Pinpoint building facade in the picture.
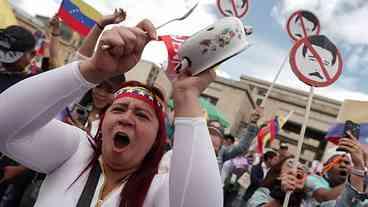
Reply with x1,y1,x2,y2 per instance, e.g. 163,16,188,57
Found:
240,75,341,162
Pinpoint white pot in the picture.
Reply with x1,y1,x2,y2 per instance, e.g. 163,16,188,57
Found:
177,17,251,75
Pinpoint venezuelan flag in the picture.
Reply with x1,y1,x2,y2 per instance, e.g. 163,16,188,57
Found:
57,0,102,36
326,100,368,145
256,112,292,154
257,117,280,154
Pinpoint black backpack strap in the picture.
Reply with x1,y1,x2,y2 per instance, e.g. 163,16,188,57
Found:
76,161,102,207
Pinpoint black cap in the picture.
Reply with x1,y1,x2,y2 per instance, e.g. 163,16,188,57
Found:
0,26,36,63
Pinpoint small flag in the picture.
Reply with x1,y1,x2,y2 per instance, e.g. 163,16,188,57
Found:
257,117,279,154
159,35,189,81
326,100,368,145
0,0,17,28
57,0,102,36
256,112,291,154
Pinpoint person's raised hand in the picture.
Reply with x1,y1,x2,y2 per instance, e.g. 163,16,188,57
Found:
339,132,365,168
172,70,216,117
172,70,216,101
49,15,61,33
80,19,157,84
98,8,126,28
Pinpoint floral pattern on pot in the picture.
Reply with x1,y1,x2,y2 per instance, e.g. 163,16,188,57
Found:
199,27,242,55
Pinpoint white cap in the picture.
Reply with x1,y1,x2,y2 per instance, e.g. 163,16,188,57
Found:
322,146,349,164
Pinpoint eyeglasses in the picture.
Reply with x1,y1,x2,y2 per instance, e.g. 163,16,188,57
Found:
286,159,308,172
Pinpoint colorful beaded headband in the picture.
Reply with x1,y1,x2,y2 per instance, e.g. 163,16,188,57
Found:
114,86,164,111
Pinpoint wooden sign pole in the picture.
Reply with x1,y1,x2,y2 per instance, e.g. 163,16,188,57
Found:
283,86,314,207
261,55,288,108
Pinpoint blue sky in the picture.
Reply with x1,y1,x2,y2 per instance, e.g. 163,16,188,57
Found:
10,0,368,101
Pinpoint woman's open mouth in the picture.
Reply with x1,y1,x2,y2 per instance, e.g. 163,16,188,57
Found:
113,132,130,150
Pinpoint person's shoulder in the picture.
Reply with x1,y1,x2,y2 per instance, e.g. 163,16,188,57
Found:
256,187,271,194
307,174,328,184
307,174,322,181
306,174,330,191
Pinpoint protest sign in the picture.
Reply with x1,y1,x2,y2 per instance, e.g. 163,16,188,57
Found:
287,10,320,41
217,0,249,18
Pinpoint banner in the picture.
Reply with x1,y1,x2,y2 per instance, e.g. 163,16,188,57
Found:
159,35,189,81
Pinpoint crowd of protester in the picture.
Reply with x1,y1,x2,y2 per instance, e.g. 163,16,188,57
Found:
0,9,368,207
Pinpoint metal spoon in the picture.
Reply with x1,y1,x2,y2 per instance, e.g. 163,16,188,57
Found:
155,1,199,30
101,2,199,50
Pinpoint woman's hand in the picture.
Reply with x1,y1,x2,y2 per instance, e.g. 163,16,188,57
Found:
98,8,126,28
172,70,216,99
79,19,157,84
172,70,216,117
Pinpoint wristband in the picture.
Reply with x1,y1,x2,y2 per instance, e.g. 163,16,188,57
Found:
351,167,367,177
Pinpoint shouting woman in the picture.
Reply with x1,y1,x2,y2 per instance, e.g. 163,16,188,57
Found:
0,19,222,207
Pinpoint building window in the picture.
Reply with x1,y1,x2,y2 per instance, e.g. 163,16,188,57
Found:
257,88,267,97
201,94,218,105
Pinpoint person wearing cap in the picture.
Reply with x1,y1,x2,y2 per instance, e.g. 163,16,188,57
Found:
305,133,368,206
0,18,222,207
0,25,39,207
208,125,225,155
0,25,36,93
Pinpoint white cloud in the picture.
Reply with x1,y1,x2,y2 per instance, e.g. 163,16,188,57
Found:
216,69,232,79
271,0,368,45
10,0,60,17
345,46,366,72
317,86,368,101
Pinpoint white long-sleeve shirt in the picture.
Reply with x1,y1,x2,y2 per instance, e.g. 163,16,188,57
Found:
0,62,223,207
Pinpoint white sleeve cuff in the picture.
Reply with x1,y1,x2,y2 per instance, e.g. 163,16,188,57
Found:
174,117,207,125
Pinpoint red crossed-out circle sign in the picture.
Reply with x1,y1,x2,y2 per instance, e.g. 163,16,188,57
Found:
217,0,249,18
287,10,320,42
289,35,343,87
